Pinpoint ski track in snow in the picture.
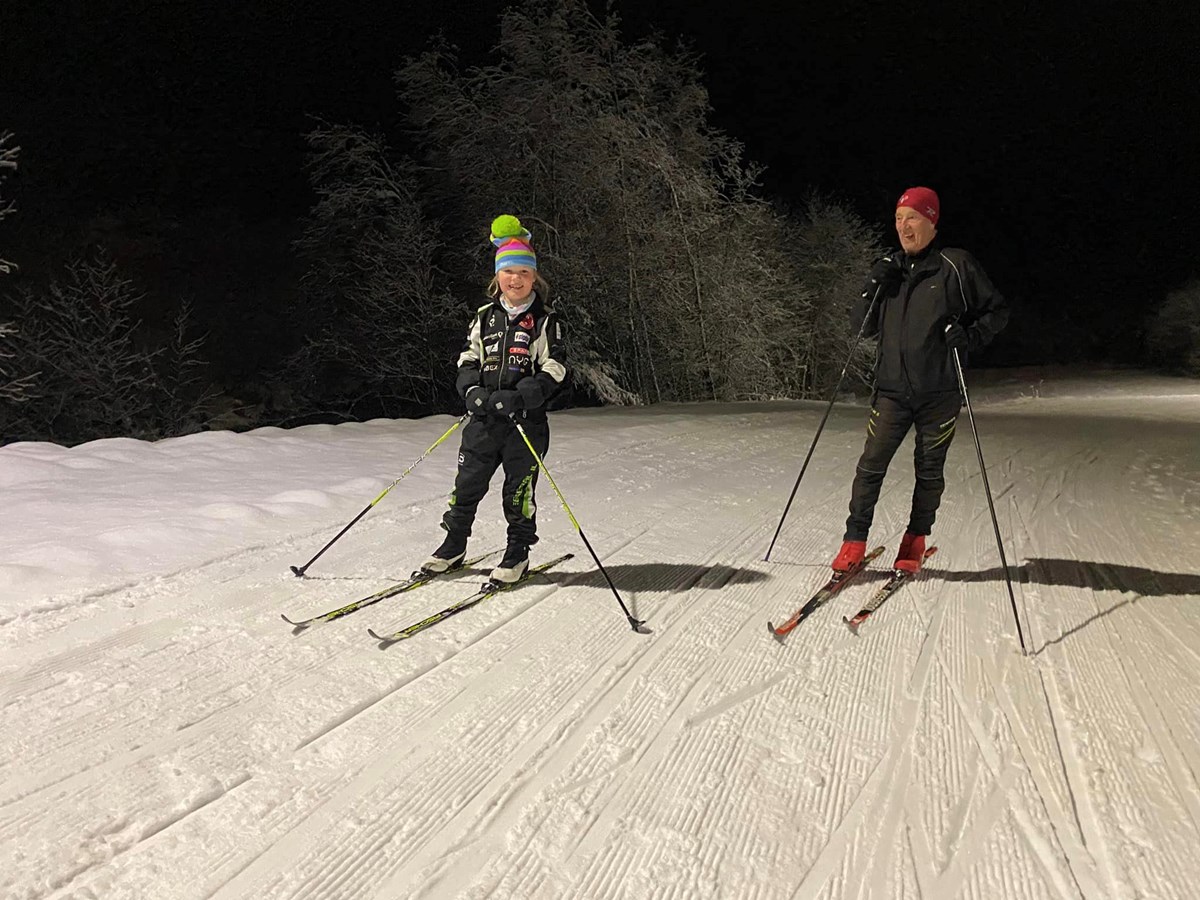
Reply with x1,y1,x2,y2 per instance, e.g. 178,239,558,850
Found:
2,384,1200,899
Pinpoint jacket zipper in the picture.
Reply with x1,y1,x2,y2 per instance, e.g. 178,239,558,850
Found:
898,268,914,396
498,312,512,391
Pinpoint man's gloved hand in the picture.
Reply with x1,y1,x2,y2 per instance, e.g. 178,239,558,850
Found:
944,322,971,353
465,385,490,413
515,377,546,411
487,389,524,415
867,255,902,290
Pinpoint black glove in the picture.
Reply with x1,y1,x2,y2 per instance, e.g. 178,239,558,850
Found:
487,389,524,415
944,322,971,353
464,385,490,413
867,255,902,290
456,368,482,398
515,377,546,411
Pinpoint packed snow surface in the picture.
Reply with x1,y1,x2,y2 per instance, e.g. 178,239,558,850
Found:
2,369,1199,899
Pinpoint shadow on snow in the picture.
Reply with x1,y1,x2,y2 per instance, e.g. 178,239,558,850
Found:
939,557,1200,598
938,557,1200,654
560,562,770,594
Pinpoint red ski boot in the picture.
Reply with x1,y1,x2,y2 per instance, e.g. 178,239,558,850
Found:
831,540,867,573
893,533,926,574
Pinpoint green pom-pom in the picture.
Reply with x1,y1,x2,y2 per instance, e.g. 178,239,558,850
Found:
490,214,524,239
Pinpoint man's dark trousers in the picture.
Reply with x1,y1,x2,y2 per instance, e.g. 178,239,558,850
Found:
845,391,962,540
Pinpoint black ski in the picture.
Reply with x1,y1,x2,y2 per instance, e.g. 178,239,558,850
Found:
844,546,938,633
281,549,500,629
768,545,886,641
369,553,574,645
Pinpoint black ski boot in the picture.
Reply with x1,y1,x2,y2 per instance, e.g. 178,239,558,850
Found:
420,531,468,575
489,542,529,585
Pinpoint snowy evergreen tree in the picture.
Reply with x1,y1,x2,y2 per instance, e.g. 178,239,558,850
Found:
1145,278,1200,376
3,254,213,443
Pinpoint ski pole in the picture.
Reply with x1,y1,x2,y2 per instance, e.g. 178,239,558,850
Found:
950,341,1027,654
512,419,648,633
290,414,467,577
765,282,885,561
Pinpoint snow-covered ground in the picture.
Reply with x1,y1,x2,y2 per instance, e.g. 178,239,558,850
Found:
2,369,1199,900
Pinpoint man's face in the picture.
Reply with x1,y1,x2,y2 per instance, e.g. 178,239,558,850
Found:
895,207,937,255
498,267,535,303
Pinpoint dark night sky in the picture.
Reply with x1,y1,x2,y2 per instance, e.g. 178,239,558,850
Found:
4,0,1200,366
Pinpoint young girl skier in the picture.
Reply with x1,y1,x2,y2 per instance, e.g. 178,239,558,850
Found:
422,215,569,584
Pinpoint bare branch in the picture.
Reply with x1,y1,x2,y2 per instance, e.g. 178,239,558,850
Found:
0,131,19,275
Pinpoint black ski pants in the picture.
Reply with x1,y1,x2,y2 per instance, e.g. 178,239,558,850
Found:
844,391,962,541
441,414,548,547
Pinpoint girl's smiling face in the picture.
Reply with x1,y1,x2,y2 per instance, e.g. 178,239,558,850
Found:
498,266,535,303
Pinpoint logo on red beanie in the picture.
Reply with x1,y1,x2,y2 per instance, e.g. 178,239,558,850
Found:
897,187,940,226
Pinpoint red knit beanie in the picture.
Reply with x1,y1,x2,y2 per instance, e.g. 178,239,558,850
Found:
897,187,940,226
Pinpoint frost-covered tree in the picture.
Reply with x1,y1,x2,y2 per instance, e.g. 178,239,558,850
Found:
0,131,36,408
289,124,461,416
789,194,884,395
155,298,220,435
4,254,213,443
0,322,34,405
0,131,17,277
6,255,159,440
1145,278,1200,376
395,0,875,404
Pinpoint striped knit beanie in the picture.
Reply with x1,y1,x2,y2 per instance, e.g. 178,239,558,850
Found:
491,214,538,273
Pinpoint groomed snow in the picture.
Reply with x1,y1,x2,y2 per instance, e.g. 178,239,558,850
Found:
2,369,1199,899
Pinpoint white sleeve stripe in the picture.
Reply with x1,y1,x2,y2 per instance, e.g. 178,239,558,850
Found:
940,252,970,312
532,325,566,383
456,315,483,368
540,358,567,383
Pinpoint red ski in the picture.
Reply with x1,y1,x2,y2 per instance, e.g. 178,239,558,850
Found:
844,546,938,633
768,546,885,641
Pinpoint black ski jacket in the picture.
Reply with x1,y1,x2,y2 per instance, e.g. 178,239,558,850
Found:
852,241,1009,398
454,293,568,422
